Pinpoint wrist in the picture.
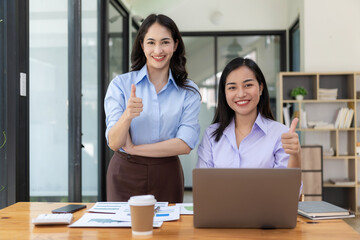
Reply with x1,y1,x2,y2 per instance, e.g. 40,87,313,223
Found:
122,110,133,122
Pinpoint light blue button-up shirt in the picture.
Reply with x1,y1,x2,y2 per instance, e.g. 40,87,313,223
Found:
196,114,290,168
105,65,201,151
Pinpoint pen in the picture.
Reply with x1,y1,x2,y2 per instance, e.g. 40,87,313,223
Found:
154,206,160,213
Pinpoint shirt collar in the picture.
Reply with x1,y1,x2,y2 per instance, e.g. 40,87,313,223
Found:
134,64,179,90
223,113,268,137
254,113,268,135
223,118,236,138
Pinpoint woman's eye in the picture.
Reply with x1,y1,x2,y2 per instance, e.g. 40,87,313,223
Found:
162,41,170,45
245,84,253,88
147,42,155,45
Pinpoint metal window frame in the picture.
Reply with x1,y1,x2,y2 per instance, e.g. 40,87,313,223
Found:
97,0,109,202
289,19,300,72
181,31,286,71
0,0,29,208
68,0,82,202
98,0,130,201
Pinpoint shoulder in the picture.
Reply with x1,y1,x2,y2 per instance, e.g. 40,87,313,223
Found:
111,71,138,85
108,70,141,90
263,118,289,134
182,79,200,99
205,123,220,137
185,79,199,90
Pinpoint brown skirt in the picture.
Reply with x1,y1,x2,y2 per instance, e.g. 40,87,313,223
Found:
106,151,184,203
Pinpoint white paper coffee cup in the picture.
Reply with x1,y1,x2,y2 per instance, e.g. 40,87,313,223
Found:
128,195,156,236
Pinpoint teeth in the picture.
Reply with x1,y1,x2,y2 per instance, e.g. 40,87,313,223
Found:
237,101,248,104
153,56,164,59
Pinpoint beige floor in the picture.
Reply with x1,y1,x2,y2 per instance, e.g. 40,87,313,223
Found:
184,190,360,233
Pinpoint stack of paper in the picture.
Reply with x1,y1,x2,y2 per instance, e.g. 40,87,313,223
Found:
113,205,180,222
69,201,193,228
69,201,170,228
334,107,354,128
307,121,334,129
319,88,338,100
298,201,355,220
175,203,194,215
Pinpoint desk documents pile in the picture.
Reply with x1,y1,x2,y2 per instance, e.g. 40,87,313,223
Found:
69,202,193,228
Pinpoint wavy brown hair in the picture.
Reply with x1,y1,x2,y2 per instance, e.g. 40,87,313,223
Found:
131,14,199,94
212,57,274,142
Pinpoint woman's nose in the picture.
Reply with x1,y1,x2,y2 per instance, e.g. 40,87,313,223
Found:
236,88,246,98
153,44,163,54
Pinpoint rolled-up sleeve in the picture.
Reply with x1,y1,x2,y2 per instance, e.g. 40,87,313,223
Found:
104,78,126,144
273,129,289,169
176,88,201,149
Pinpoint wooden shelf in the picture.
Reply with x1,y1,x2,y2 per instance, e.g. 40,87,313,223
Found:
279,72,360,213
323,156,356,160
323,182,356,188
283,99,355,103
296,128,355,131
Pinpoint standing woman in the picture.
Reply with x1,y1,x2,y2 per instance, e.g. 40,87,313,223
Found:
197,57,301,169
105,14,201,203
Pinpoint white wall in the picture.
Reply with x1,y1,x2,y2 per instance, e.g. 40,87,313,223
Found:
127,0,360,72
303,0,360,71
129,0,288,31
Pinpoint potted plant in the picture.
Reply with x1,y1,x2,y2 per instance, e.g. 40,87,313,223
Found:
291,87,308,100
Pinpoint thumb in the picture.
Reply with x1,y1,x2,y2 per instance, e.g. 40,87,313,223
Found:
289,118,298,133
130,84,136,98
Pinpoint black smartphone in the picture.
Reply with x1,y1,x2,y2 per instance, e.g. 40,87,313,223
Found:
52,204,86,213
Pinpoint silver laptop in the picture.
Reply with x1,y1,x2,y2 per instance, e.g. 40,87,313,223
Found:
193,168,301,229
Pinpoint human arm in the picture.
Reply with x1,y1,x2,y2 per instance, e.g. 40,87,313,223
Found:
196,129,214,168
107,84,143,151
124,85,201,157
281,118,301,168
123,134,191,157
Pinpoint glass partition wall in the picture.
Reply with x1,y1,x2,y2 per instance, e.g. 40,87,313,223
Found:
29,0,128,202
108,3,124,81
81,0,99,202
180,36,216,188
29,0,69,201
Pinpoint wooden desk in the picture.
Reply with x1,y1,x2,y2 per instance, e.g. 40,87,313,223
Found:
0,202,359,239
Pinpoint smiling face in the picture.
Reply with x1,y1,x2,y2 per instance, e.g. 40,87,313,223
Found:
225,66,263,120
141,22,178,72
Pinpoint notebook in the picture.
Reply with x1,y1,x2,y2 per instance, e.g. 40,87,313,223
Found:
298,201,355,220
192,168,301,229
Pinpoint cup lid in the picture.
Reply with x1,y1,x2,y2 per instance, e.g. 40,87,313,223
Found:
128,195,156,206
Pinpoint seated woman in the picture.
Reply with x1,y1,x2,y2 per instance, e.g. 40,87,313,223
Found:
196,57,300,169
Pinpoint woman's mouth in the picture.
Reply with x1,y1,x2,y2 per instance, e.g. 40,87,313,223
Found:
152,56,165,62
235,100,250,106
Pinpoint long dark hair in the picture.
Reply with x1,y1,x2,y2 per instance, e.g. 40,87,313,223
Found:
131,14,198,94
212,57,274,142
